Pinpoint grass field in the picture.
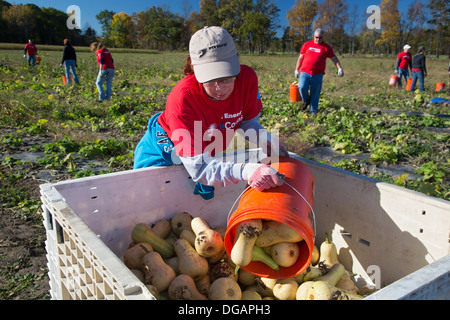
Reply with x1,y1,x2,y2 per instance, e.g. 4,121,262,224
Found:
0,44,449,299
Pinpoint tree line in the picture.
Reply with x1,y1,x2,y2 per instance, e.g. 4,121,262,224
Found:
1,0,448,57
0,0,97,46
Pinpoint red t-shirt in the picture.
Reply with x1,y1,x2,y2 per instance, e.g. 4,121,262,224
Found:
96,48,115,70
300,40,335,75
397,51,412,69
24,43,37,56
158,65,262,157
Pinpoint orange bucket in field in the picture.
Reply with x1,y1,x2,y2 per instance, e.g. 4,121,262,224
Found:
436,83,446,92
290,82,302,102
63,75,72,84
224,157,315,279
389,74,399,86
406,78,412,91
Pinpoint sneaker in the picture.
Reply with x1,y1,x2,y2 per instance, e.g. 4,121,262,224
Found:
301,102,309,111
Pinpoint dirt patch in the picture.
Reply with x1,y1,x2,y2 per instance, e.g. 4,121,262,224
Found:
0,171,50,300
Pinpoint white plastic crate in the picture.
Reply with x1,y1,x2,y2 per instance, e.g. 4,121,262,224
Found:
40,151,450,300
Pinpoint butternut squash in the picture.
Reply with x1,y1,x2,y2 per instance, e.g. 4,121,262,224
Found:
230,219,262,267
164,256,178,274
255,220,303,247
311,245,320,266
195,274,211,296
273,278,299,300
180,229,196,247
209,277,242,300
151,219,171,239
252,245,279,270
210,261,237,282
314,263,346,287
191,217,224,258
319,232,339,267
303,265,323,282
174,238,209,281
131,223,174,259
123,242,153,270
238,268,257,286
336,270,358,294
306,281,363,300
295,281,315,300
142,251,176,292
270,242,300,267
168,274,208,300
255,277,275,297
171,212,193,236
242,290,262,300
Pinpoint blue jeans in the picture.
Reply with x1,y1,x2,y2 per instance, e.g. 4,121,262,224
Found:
64,60,80,84
96,69,115,100
410,70,425,92
397,68,409,87
27,55,36,66
299,72,324,113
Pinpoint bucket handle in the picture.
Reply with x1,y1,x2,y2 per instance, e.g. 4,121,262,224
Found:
227,182,316,240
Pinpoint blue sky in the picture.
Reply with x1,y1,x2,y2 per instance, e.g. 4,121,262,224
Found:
17,0,416,36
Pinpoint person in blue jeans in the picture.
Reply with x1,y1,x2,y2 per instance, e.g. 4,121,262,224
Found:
60,39,80,84
295,28,343,114
410,47,427,92
90,42,115,102
395,45,412,88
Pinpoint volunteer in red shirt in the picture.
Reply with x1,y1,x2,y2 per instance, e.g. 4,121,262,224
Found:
294,28,343,114
134,26,288,200
90,42,115,102
24,39,38,66
395,45,412,88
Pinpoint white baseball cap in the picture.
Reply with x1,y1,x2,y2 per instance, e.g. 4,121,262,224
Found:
189,26,240,83
404,44,411,50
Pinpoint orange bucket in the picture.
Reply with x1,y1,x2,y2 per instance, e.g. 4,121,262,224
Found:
290,83,302,102
389,74,399,86
436,83,446,92
406,78,412,91
63,75,72,84
224,157,315,279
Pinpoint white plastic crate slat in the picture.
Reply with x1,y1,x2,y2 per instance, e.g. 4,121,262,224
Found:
40,185,155,300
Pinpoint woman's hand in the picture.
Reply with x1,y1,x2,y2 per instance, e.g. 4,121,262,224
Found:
242,163,285,191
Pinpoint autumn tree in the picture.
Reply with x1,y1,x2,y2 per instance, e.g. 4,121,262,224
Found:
110,12,136,48
287,0,318,51
376,0,401,54
2,4,35,42
313,0,348,52
427,0,449,58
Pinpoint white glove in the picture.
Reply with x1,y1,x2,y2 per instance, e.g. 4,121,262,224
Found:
24,55,26,58
242,163,285,191
338,68,344,77
295,70,299,78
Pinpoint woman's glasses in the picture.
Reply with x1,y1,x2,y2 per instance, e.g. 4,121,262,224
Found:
203,77,236,88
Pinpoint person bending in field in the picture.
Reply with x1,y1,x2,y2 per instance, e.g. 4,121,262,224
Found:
90,42,115,102
60,39,80,85
294,28,343,114
133,26,288,200
24,39,38,66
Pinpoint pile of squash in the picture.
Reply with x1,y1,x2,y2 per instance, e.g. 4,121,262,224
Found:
122,212,376,300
